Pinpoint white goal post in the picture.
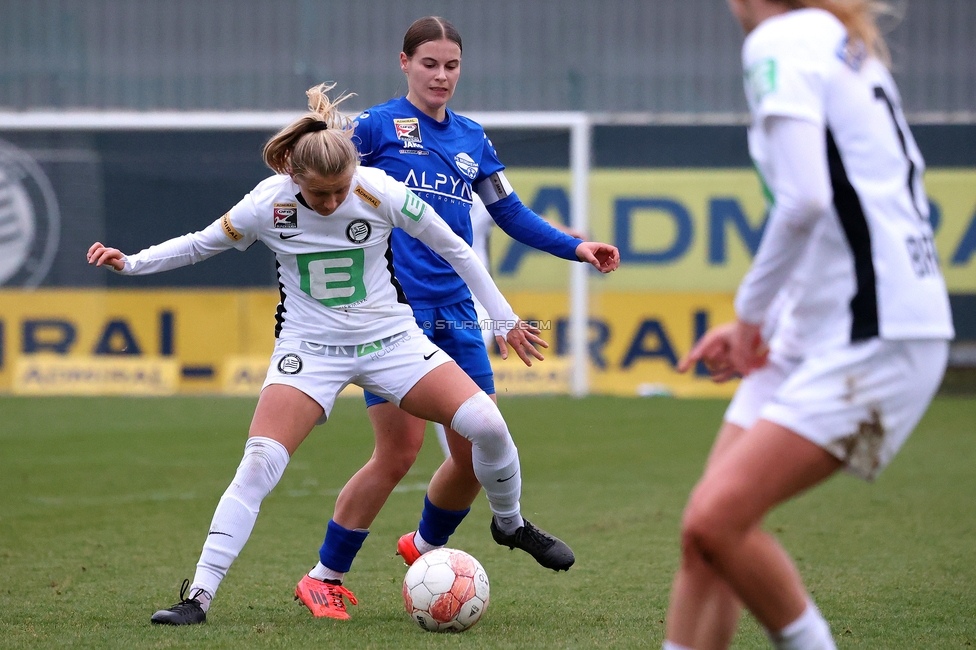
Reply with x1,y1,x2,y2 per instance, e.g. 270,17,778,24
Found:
0,110,594,396
468,112,591,398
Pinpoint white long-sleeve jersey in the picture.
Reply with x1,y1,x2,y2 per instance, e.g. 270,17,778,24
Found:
736,8,954,357
118,166,519,346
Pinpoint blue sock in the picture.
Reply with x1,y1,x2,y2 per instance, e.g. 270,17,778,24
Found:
318,519,369,573
417,494,470,546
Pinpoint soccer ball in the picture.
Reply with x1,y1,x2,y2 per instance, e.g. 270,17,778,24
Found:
402,548,490,632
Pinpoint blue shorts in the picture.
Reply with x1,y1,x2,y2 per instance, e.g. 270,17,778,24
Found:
364,298,495,407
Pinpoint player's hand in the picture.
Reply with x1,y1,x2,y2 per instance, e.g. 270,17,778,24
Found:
87,242,126,271
729,319,769,377
575,241,620,273
677,321,738,383
496,319,548,367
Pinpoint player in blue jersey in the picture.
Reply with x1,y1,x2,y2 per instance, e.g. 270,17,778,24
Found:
295,16,620,619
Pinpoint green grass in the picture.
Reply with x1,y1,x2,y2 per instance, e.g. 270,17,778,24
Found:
1,395,974,649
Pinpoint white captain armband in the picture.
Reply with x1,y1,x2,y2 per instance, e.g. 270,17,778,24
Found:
476,171,514,206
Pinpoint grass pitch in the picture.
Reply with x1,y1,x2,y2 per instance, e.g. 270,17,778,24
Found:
1,395,974,649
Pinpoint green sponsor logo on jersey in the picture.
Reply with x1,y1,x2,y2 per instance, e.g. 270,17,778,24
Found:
745,57,777,104
356,340,383,357
401,190,426,222
297,249,367,307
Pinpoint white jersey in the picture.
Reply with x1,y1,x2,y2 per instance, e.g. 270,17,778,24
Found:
468,194,495,328
119,166,518,346
469,194,494,270
739,8,953,353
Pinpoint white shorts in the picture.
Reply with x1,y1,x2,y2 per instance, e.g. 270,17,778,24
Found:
724,351,801,430
262,326,453,424
725,339,948,481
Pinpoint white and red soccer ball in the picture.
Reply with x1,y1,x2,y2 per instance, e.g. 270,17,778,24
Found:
402,548,490,632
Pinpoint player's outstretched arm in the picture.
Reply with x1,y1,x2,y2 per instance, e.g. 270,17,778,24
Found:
87,242,126,271
575,241,620,273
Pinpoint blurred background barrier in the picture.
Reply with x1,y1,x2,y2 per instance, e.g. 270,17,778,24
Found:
1,0,973,394
1,0,973,117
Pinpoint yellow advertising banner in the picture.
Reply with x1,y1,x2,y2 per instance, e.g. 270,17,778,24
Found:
0,289,279,395
0,289,738,397
495,168,976,293
500,291,738,398
13,357,179,395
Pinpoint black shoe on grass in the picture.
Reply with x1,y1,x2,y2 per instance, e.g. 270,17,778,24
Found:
490,518,575,571
150,579,207,625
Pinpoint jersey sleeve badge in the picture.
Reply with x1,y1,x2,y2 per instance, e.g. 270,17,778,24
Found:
354,185,381,208
836,36,867,71
220,212,243,241
745,57,778,105
400,189,427,222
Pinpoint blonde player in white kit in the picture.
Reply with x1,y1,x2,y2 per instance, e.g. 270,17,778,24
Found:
662,2,954,650
87,83,549,626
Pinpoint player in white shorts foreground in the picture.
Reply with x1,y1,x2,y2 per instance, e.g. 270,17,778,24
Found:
661,2,954,649
87,82,549,626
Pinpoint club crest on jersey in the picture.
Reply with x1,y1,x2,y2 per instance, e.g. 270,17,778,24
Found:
454,152,479,180
273,202,298,228
277,353,303,375
394,118,424,149
346,219,372,244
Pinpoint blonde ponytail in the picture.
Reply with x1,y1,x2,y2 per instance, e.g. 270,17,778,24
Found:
262,82,360,177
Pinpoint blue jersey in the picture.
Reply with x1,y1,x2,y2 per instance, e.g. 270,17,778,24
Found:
354,96,579,309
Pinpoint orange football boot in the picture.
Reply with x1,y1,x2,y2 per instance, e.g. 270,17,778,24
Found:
295,574,358,620
396,532,423,566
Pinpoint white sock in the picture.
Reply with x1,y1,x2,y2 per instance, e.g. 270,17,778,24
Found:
662,642,695,650
186,585,213,612
307,562,344,583
769,601,836,650
450,392,523,524
432,422,451,459
413,532,440,555
191,437,290,600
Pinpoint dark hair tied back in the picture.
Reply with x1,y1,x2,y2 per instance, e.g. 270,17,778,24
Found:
402,16,462,57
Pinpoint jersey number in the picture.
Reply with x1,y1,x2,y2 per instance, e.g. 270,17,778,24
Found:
873,85,924,221
297,249,367,307
874,85,944,278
